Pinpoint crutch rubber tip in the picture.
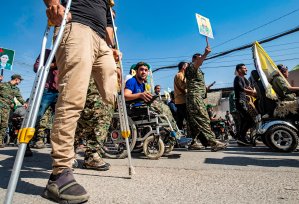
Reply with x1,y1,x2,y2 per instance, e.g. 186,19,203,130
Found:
129,167,136,177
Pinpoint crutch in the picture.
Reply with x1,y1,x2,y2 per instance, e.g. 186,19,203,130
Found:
109,2,135,176
4,1,72,203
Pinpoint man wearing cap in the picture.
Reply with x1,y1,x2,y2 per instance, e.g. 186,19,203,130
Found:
271,64,299,101
124,62,180,137
0,74,27,147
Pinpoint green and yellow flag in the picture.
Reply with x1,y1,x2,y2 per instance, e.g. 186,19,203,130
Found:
252,41,290,100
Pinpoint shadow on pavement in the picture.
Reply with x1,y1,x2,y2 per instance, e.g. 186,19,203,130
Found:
205,156,299,168
0,148,51,196
224,145,299,156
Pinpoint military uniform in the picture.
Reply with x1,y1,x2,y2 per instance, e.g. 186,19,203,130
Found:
35,107,53,144
185,63,217,146
151,100,180,135
75,78,114,166
272,75,297,101
0,81,25,144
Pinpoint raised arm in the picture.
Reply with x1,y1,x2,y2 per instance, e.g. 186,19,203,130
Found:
193,46,211,70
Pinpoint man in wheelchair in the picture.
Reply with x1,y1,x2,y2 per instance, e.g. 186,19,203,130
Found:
271,64,299,102
124,61,180,138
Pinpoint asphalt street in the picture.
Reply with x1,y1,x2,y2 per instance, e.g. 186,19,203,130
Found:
0,141,299,204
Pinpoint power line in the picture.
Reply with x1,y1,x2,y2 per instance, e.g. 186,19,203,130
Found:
212,8,299,49
152,26,299,73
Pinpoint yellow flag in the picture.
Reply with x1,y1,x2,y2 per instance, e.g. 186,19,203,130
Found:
252,42,287,100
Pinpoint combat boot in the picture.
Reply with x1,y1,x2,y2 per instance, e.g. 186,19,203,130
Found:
189,140,205,150
211,141,227,152
82,152,110,171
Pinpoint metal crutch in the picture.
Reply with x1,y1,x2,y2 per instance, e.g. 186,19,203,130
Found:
4,0,72,203
109,4,135,176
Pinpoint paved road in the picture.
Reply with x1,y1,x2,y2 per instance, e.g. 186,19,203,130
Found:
1,141,299,204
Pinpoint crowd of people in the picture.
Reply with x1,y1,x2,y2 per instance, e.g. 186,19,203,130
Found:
0,1,298,203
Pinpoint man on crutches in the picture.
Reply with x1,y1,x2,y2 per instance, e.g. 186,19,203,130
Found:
40,0,121,203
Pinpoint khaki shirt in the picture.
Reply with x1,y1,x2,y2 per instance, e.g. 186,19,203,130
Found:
174,72,186,104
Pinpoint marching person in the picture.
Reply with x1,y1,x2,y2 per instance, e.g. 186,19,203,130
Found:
185,46,227,152
233,63,256,146
0,74,27,148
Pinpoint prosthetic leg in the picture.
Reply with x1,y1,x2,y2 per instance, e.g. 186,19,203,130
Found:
4,1,72,203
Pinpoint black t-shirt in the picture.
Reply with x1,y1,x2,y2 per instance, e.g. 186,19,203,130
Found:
62,0,112,39
233,76,251,102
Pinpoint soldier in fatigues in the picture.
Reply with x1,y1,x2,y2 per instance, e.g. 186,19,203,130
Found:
75,78,114,171
0,74,27,147
185,46,227,152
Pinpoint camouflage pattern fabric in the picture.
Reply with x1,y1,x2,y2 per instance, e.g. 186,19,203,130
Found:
0,82,25,144
75,79,114,157
185,63,216,146
0,104,10,144
0,82,25,107
271,75,296,101
36,107,54,141
151,100,180,134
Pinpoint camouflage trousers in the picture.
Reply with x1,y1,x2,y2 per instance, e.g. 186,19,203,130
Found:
151,100,180,135
36,107,54,141
0,103,10,144
186,95,216,146
75,79,114,158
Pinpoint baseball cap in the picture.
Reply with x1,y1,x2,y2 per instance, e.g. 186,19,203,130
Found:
134,62,151,70
11,74,24,80
277,64,288,73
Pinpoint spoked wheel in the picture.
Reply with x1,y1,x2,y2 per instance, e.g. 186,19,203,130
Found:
159,128,175,154
265,125,298,152
164,144,174,154
143,135,165,160
102,114,137,159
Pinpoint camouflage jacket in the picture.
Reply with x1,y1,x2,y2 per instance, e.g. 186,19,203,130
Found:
185,63,206,98
271,75,296,101
0,82,25,107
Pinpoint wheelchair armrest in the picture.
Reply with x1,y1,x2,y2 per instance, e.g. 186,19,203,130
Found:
126,95,159,107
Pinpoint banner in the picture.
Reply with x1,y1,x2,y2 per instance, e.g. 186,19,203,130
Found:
251,41,290,100
0,47,15,70
195,13,214,39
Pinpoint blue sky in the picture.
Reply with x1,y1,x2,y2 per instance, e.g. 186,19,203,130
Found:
1,0,299,98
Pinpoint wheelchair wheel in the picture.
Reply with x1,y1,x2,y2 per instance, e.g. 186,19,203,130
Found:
164,144,174,154
102,113,137,159
265,125,298,152
4,133,11,145
143,135,165,160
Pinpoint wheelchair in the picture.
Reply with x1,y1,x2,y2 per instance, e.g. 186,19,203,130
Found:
102,97,177,159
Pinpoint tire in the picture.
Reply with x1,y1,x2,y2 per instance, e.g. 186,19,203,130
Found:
265,125,298,152
102,114,137,159
4,134,10,145
143,135,165,160
164,144,174,154
260,134,269,147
